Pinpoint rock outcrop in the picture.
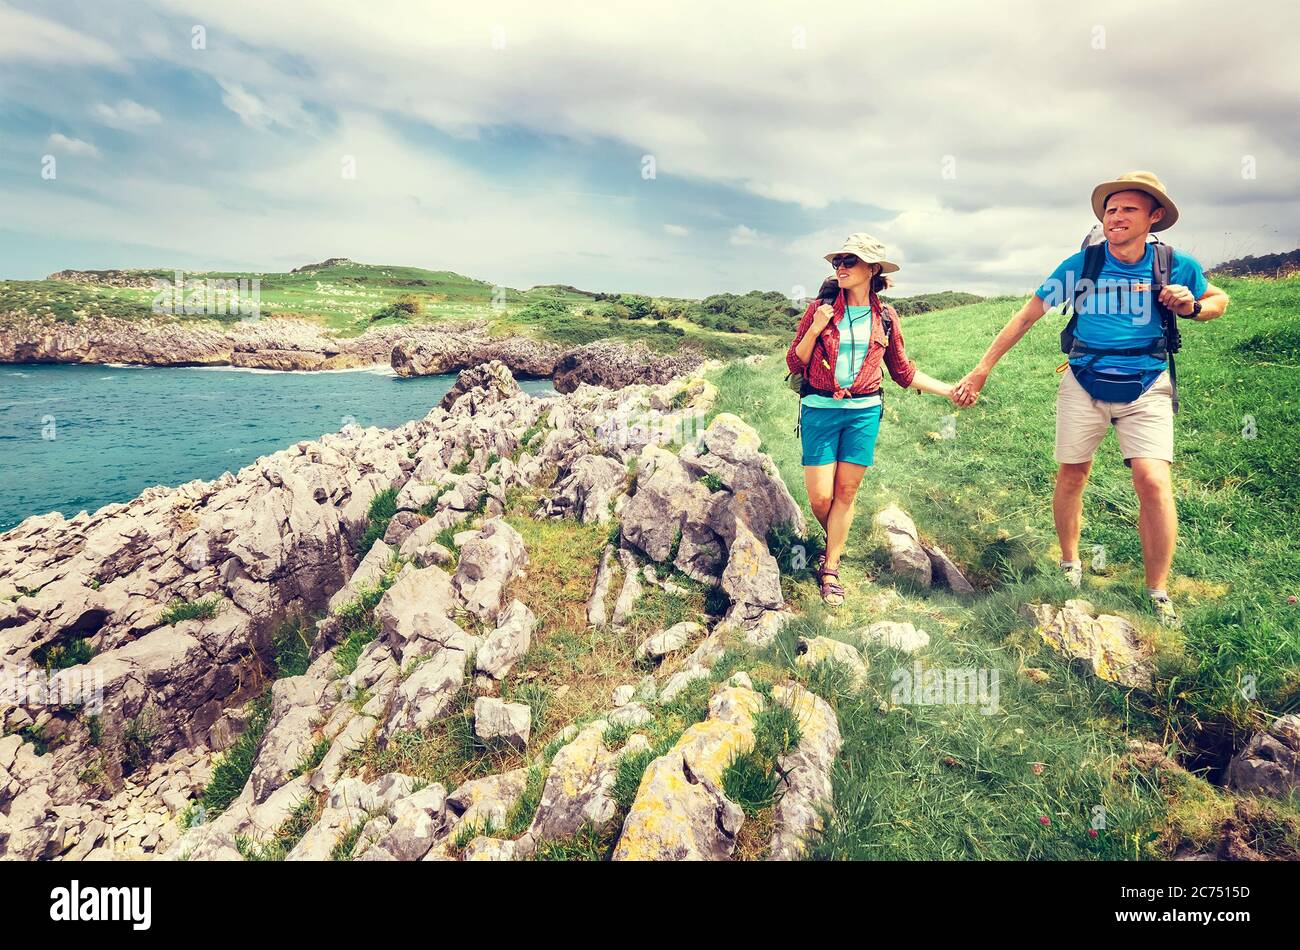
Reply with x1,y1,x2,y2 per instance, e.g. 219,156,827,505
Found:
391,326,563,380
1,348,844,863
1022,599,1154,689
1225,714,1300,799
0,315,462,372
551,339,707,393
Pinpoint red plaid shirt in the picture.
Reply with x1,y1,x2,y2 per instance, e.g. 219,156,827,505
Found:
786,290,916,397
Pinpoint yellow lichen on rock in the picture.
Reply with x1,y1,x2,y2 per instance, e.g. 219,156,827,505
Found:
612,680,763,861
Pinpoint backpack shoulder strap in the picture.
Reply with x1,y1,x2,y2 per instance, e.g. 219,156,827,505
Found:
1150,240,1181,414
880,303,896,338
1070,242,1107,313
1062,242,1106,354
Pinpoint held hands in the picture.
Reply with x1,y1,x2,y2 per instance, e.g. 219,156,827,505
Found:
951,368,988,408
1157,284,1196,316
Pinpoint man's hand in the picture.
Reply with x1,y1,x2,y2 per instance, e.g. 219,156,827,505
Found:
952,368,988,407
1157,283,1196,316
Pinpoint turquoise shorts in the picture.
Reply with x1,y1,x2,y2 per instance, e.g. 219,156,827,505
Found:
800,403,883,467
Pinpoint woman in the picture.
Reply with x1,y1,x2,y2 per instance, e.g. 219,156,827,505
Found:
785,233,956,606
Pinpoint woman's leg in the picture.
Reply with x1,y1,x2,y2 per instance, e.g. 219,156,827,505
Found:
803,463,836,533
824,461,869,570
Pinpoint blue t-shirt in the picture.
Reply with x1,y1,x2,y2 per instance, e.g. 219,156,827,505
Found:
801,305,881,409
1035,242,1207,375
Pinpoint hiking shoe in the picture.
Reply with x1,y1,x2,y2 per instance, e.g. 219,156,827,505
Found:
820,569,845,608
1150,593,1181,628
1060,561,1083,589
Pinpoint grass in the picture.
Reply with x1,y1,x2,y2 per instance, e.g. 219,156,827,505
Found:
701,275,1300,858
272,618,313,679
355,487,399,558
184,693,272,824
122,706,162,775
31,634,95,671
236,795,321,861
158,595,223,625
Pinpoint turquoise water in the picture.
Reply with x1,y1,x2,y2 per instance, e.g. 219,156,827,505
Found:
0,363,558,533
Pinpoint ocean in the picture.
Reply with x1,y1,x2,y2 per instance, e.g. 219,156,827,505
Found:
0,363,558,532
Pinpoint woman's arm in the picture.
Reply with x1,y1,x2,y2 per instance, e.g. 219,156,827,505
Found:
786,304,816,375
906,369,953,399
787,303,831,374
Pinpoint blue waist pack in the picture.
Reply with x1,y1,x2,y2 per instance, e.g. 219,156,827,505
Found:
1071,365,1162,403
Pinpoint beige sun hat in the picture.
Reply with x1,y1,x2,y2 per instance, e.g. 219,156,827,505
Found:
1090,171,1179,231
824,232,900,273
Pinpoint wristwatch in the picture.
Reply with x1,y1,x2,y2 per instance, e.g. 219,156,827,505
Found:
1181,300,1202,319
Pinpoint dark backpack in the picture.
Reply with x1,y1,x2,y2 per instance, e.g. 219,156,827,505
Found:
1061,240,1184,413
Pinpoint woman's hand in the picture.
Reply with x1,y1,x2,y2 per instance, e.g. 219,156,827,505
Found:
811,304,834,332
952,367,988,407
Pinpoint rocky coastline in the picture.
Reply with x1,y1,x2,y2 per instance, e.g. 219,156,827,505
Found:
0,356,835,861
0,315,707,391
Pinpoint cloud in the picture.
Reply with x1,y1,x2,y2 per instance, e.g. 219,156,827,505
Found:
0,3,121,66
93,99,162,129
46,133,101,158
3,0,1297,296
217,80,316,133
663,224,690,237
729,225,772,247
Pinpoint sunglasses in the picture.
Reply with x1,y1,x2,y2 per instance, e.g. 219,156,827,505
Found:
830,255,862,269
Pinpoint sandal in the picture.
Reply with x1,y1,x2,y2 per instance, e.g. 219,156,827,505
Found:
819,569,845,607
813,553,828,580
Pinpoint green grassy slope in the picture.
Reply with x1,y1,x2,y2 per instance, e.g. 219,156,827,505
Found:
0,260,773,359
703,274,1300,858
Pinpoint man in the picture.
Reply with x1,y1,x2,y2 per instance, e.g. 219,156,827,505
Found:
952,171,1230,627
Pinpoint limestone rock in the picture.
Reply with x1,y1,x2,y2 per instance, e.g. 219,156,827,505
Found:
796,636,869,688
613,681,763,861
923,543,975,594
473,697,531,750
1022,599,1154,689
1225,714,1300,798
453,519,528,624
874,503,932,586
446,768,529,832
768,683,841,860
381,646,470,740
474,599,535,681
857,620,930,654
636,621,704,663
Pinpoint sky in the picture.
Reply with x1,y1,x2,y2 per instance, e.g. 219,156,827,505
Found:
1,0,1297,299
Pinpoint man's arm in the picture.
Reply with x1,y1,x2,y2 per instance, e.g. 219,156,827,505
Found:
951,294,1050,406
1159,281,1229,321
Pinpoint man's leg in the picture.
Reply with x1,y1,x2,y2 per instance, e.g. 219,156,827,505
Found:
1053,461,1093,563
825,461,869,570
1130,457,1177,590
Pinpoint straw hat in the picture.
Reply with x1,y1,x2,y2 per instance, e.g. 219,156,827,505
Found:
1090,171,1179,231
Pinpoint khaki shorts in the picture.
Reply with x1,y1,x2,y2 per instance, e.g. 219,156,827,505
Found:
1055,367,1174,465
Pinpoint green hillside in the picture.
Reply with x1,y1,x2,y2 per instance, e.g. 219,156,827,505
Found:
701,273,1300,858
0,261,991,363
